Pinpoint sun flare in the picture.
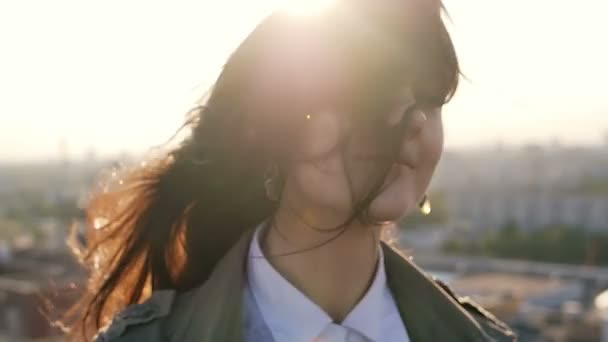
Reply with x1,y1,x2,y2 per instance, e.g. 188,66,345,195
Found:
273,0,335,16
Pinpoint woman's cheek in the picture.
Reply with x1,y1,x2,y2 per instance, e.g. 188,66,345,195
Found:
297,111,343,158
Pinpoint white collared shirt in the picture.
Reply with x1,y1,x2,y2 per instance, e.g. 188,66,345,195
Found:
246,226,410,342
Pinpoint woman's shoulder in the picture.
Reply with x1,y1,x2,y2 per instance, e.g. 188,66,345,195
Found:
94,289,196,342
382,243,517,341
432,278,518,341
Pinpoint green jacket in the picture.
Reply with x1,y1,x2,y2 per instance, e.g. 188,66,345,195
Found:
95,230,517,341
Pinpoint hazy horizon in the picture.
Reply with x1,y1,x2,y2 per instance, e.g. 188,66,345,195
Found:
1,0,607,162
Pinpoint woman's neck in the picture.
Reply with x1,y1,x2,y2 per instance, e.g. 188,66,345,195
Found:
261,206,381,322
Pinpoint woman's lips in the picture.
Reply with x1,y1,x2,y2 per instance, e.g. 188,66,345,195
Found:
397,156,416,169
354,154,391,161
353,154,416,168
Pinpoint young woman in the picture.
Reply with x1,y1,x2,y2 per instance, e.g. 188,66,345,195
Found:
66,0,516,341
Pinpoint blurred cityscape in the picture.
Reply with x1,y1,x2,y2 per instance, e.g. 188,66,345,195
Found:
402,140,608,341
0,140,607,341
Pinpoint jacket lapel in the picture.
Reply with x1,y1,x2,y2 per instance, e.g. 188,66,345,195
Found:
167,229,255,342
382,243,492,341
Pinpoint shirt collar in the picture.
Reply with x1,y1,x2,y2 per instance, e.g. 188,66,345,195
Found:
246,224,390,342
341,245,390,342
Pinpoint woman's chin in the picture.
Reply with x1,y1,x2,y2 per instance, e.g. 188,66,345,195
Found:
366,179,419,223
368,198,413,223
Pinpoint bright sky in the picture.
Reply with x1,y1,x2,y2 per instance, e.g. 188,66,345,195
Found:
0,0,607,162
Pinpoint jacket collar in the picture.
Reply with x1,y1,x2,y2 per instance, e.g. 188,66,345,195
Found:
166,229,494,342
381,243,492,341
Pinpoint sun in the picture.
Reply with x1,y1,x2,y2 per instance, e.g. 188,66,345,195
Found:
273,0,335,16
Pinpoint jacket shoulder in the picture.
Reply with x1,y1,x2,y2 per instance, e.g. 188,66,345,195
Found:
434,278,518,341
94,290,176,342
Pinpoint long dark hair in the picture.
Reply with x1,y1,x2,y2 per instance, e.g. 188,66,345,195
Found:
65,0,459,340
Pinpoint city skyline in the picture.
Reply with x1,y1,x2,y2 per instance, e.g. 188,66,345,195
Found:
1,0,607,162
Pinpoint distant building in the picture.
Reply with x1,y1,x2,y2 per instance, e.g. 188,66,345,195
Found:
448,272,601,341
0,250,83,340
443,190,608,232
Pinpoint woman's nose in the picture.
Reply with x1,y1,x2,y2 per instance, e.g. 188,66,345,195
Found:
404,108,427,138
386,88,415,127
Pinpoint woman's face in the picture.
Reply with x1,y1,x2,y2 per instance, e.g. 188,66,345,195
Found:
283,87,444,226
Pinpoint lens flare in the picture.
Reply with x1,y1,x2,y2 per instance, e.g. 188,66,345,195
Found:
274,0,335,16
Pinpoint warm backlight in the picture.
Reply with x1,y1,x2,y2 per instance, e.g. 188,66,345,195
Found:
274,0,335,16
